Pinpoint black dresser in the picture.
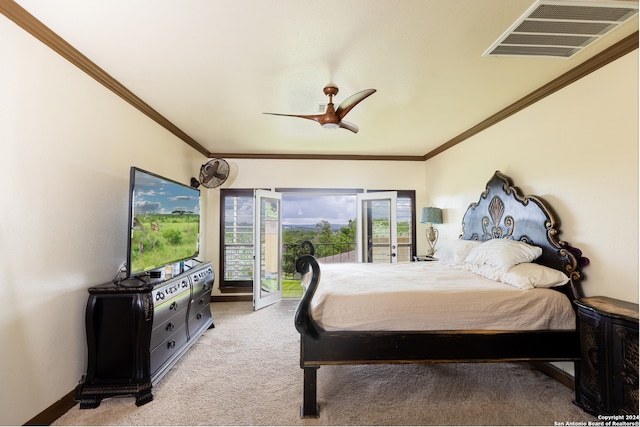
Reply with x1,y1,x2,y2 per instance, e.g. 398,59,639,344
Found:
575,296,638,416
75,262,214,408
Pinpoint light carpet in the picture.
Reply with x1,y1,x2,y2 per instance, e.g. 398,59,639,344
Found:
54,301,597,426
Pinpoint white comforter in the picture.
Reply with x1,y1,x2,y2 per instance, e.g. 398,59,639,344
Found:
308,261,576,331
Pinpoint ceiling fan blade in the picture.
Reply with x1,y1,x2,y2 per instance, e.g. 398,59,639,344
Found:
336,89,376,119
263,112,323,124
339,120,359,133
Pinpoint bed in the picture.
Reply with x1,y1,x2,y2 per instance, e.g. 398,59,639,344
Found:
293,171,589,417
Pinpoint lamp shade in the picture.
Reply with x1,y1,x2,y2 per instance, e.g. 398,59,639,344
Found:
420,207,442,224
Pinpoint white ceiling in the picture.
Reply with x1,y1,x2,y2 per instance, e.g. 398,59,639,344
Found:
11,0,639,158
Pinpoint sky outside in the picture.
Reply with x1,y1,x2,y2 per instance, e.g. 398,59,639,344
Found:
282,194,356,226
133,169,201,215
226,192,406,228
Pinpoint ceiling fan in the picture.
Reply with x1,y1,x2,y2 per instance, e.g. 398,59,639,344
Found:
264,85,376,133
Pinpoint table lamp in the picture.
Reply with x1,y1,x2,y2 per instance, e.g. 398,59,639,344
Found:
419,207,442,256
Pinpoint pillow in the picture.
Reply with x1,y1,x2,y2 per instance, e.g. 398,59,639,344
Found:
434,239,481,267
502,263,569,289
463,261,569,290
462,263,506,283
463,238,542,272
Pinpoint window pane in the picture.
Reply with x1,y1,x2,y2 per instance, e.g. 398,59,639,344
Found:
222,192,254,283
396,195,413,262
368,190,415,262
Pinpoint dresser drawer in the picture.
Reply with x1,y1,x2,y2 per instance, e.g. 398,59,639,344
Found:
150,323,188,375
150,310,187,351
189,266,214,300
152,277,190,327
190,292,210,316
188,295,212,338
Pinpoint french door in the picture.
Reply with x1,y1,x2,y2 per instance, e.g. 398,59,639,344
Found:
356,192,398,263
253,190,283,310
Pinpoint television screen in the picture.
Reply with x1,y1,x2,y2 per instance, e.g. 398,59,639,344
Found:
126,167,200,278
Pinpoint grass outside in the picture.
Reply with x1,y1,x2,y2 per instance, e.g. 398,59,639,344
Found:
283,278,304,299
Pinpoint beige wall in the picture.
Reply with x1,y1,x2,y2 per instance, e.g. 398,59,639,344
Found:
0,17,208,425
424,50,639,303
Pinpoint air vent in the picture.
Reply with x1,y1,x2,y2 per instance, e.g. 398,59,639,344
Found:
484,0,639,58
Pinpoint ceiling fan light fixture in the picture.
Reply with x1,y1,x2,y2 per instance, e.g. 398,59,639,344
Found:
263,85,376,133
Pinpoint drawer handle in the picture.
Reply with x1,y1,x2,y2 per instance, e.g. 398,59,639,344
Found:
166,322,174,332
196,313,202,320
198,299,205,306
167,340,176,349
170,301,178,311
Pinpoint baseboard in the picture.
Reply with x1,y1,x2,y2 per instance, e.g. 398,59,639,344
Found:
24,389,77,426
211,294,252,302
530,361,575,390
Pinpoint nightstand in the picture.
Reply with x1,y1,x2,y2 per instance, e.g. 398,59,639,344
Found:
574,296,639,416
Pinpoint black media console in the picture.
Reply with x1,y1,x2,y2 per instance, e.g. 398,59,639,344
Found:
75,262,214,408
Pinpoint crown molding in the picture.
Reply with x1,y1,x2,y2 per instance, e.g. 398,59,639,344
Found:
207,152,424,161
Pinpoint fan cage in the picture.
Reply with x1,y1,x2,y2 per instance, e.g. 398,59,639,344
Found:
199,159,230,189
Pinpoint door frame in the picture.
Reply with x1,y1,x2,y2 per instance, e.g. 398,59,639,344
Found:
356,191,398,263
253,189,283,310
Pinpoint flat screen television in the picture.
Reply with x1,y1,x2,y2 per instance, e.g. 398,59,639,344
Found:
126,167,200,279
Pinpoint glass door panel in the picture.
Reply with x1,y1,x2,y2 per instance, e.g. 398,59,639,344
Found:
356,192,397,263
253,190,282,310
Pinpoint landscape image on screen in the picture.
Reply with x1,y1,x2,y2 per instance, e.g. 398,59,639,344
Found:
129,169,200,276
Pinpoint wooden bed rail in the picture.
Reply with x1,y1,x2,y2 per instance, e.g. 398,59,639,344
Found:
294,254,321,339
